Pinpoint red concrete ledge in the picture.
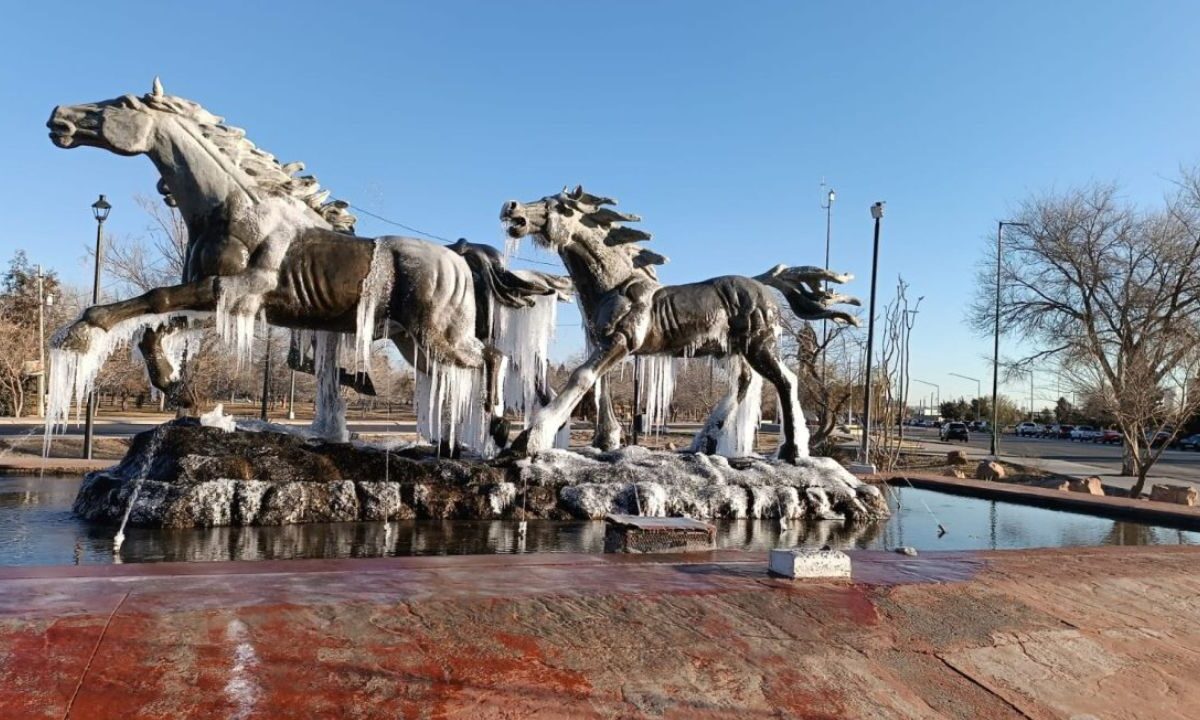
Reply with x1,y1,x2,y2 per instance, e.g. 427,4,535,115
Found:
887,471,1200,531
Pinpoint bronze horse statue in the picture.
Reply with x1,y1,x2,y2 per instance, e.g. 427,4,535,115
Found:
46,79,564,451
501,186,860,462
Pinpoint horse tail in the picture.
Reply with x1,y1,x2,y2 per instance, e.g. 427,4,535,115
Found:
752,264,861,326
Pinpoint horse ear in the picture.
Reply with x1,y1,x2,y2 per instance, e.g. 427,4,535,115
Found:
152,76,164,97
571,184,584,199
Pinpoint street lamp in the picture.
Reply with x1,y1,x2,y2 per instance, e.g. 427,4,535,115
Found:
83,194,111,459
990,220,1028,458
856,201,885,472
949,372,982,420
912,378,940,416
819,185,836,389
35,266,55,418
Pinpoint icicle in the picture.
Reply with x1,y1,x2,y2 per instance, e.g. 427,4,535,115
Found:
310,330,349,441
639,355,676,436
715,359,763,457
493,292,558,421
412,348,494,457
214,291,258,367
354,239,395,375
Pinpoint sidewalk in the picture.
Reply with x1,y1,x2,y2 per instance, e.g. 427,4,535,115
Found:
4,546,1200,718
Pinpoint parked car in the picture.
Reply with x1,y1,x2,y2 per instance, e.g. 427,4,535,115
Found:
1098,429,1122,444
940,421,970,443
1056,424,1076,439
1179,434,1200,451
1070,425,1099,441
1015,421,1040,437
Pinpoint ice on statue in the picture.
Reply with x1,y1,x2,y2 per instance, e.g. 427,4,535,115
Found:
43,80,881,530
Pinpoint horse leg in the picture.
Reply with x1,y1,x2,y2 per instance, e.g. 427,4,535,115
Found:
743,341,809,463
593,378,621,450
512,341,629,456
691,356,753,455
58,277,219,353
483,345,510,448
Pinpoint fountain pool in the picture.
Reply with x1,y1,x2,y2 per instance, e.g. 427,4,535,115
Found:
2,475,1197,566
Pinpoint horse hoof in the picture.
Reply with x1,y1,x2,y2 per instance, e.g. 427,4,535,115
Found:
778,442,799,465
56,322,96,353
489,416,511,448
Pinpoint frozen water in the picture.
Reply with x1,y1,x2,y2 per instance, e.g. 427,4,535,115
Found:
310,331,348,441
521,446,885,521
494,291,558,419
354,239,395,375
200,404,237,433
717,363,762,457
638,355,676,435
414,358,492,457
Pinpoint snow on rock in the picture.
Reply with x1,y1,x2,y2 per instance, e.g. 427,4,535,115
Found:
521,446,886,521
200,404,237,433
74,421,888,528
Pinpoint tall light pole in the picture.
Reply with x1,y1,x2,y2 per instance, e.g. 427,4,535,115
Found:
991,220,1028,457
912,378,940,416
857,201,885,471
83,194,111,460
949,372,981,421
36,266,51,418
819,186,835,386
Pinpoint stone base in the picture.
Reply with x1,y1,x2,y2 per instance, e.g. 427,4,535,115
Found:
603,514,716,554
75,420,891,528
767,548,852,579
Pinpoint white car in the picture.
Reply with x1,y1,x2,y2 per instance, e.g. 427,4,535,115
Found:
1016,421,1041,437
1070,426,1099,441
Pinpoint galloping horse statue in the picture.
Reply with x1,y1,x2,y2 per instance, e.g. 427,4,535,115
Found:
46,78,563,450
501,186,860,463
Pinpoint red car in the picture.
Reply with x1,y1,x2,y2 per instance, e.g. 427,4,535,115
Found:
1098,429,1122,444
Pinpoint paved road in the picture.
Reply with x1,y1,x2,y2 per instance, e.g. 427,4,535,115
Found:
0,419,418,438
908,426,1200,483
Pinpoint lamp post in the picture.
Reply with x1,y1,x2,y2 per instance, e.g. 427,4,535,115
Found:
990,220,1028,457
857,202,885,471
912,378,940,418
949,372,981,421
83,194,111,460
260,329,272,421
36,266,53,418
819,186,835,384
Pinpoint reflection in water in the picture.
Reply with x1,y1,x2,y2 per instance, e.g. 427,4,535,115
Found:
1,476,1197,566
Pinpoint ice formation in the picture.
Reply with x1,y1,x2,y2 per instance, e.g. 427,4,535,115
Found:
717,362,763,457
354,239,395,375
200,404,237,432
44,312,200,436
522,445,886,521
638,355,676,435
214,291,260,368
493,292,558,418
310,330,349,441
414,359,491,456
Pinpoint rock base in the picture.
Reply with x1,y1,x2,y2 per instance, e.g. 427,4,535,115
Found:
75,421,890,528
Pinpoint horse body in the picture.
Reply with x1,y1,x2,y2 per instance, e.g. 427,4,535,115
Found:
501,186,860,462
45,80,554,452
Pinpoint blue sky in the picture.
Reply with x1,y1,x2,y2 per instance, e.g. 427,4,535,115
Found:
3,1,1199,408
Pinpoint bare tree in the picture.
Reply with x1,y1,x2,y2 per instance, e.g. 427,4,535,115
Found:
971,175,1200,496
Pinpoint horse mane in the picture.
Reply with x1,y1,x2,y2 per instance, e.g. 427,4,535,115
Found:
561,186,664,277
144,92,357,232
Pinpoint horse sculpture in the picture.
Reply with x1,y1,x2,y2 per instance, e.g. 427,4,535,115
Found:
45,78,564,452
501,186,860,463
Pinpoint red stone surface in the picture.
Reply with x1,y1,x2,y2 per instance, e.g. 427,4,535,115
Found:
2,547,1197,718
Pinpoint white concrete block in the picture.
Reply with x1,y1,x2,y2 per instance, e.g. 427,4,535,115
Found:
768,548,851,579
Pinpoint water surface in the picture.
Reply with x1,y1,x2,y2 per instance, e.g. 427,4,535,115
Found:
1,475,1195,566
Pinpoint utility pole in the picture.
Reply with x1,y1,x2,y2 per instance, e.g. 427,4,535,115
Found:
260,329,272,421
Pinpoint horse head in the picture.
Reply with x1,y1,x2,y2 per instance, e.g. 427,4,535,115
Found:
47,77,169,157
501,185,649,250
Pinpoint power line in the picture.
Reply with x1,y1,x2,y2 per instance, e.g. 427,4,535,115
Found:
348,203,559,268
